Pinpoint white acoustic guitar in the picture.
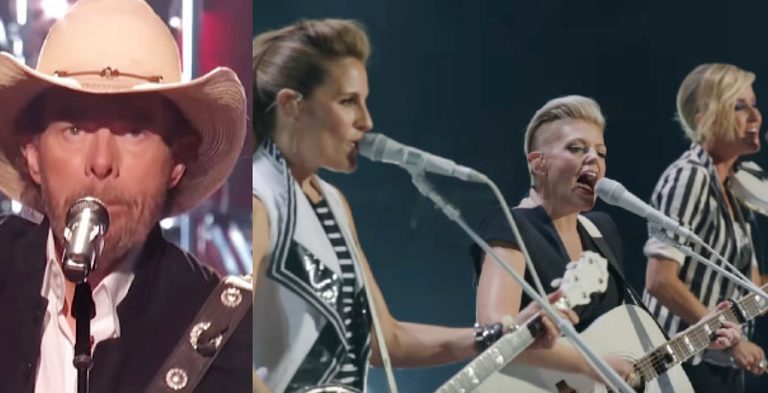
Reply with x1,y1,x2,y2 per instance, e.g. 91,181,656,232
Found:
471,284,768,393
437,251,610,393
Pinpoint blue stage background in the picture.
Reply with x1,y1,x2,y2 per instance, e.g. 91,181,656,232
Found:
254,1,768,391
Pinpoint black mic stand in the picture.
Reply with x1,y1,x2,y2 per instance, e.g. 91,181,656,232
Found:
71,281,95,393
62,197,110,393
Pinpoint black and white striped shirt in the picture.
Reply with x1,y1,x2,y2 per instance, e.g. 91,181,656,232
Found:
642,143,756,365
311,198,370,389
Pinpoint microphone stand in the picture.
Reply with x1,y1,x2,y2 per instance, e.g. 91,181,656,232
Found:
71,281,95,393
60,197,108,393
409,171,635,393
479,177,548,297
650,226,768,303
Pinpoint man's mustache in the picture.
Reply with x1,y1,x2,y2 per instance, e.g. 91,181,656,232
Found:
61,188,141,212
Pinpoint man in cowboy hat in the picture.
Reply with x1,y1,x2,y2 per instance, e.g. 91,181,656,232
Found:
0,0,250,392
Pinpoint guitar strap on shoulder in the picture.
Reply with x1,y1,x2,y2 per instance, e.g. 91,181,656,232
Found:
146,275,253,393
577,216,670,340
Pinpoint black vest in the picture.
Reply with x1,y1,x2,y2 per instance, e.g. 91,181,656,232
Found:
0,215,251,393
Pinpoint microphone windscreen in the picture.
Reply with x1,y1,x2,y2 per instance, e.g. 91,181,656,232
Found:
595,177,625,206
358,132,382,160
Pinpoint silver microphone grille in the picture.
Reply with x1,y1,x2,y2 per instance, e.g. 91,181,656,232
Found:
62,197,110,282
66,197,110,232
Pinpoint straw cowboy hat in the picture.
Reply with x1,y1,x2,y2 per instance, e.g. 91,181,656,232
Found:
0,0,246,216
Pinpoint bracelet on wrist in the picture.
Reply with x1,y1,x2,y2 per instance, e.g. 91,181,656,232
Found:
473,322,505,353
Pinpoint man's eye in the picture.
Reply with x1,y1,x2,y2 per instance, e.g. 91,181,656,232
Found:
66,126,83,135
127,129,147,138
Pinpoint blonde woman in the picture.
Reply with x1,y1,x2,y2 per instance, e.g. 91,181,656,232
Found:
473,95,741,386
643,63,766,393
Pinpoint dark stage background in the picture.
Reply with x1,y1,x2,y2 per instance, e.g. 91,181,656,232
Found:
254,1,768,391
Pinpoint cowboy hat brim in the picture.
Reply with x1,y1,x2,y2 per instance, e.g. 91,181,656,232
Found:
0,52,247,217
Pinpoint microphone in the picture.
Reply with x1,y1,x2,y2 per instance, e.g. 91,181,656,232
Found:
597,177,768,303
61,197,110,283
596,178,694,241
358,133,486,182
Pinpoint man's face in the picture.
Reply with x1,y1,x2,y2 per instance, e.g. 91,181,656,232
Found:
21,89,186,268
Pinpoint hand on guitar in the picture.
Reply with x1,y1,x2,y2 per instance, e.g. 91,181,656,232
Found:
703,301,743,351
730,339,766,375
700,300,766,375
706,320,742,350
515,290,581,350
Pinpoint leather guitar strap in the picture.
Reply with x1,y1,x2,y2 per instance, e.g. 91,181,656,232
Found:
146,275,252,393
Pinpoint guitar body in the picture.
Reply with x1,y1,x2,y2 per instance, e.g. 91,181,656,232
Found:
476,305,694,393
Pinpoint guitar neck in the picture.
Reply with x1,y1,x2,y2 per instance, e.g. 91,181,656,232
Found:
635,284,768,382
436,315,546,393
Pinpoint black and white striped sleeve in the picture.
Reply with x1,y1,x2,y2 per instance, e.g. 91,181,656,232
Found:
643,164,710,265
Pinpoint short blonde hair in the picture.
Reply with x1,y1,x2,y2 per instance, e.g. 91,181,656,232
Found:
676,63,755,144
524,95,605,157
523,95,605,187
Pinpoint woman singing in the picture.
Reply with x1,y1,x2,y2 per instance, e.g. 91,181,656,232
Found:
473,95,741,388
643,63,766,393
252,19,564,392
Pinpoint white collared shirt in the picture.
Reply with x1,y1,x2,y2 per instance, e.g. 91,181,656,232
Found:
35,231,135,393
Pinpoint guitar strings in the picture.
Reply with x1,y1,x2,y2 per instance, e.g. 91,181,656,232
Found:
640,308,737,375
635,294,762,381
